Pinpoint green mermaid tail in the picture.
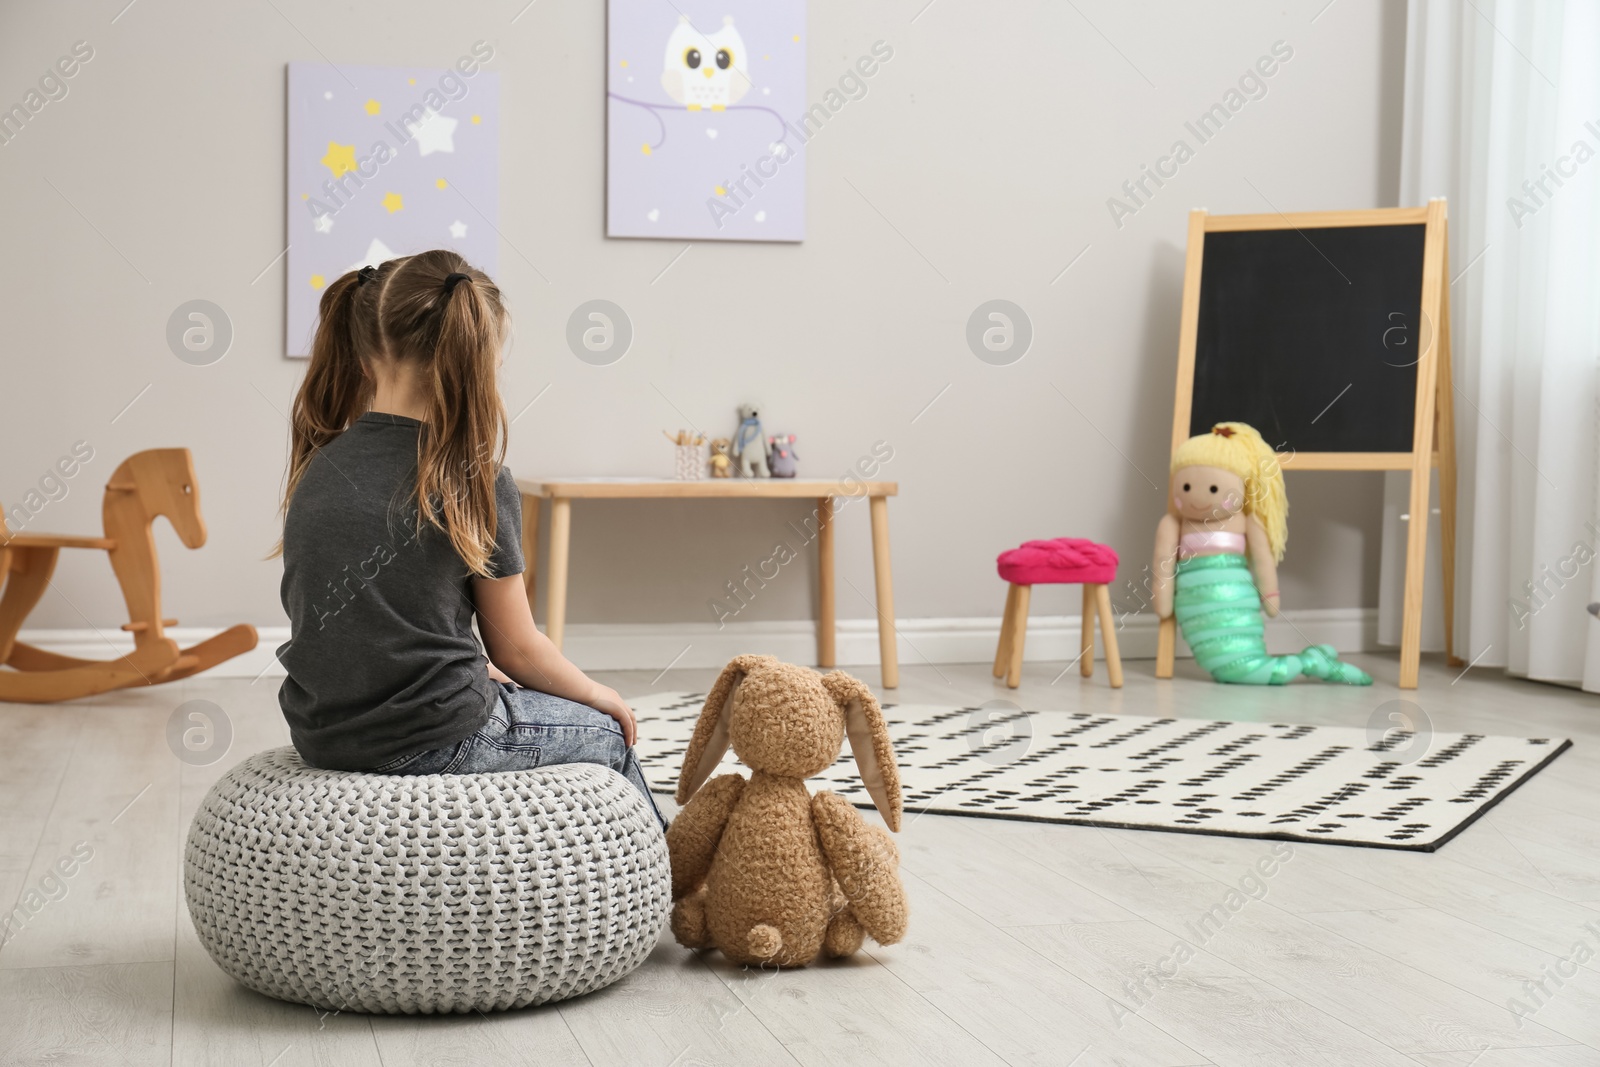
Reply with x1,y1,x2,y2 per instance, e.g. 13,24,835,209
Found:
1173,554,1371,686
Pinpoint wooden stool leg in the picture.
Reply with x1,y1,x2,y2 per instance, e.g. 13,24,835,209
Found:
1005,585,1031,689
1080,585,1095,678
993,583,1019,678
1094,584,1123,688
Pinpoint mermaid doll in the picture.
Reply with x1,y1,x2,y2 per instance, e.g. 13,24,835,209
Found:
1152,422,1371,686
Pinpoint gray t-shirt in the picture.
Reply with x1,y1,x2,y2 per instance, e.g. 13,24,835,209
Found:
277,412,523,771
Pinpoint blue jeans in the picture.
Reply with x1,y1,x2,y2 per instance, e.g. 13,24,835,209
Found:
373,684,665,828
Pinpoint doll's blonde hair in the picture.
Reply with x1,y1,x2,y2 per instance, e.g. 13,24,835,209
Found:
1170,422,1288,562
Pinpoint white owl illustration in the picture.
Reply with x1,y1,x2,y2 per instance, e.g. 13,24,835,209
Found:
660,14,750,111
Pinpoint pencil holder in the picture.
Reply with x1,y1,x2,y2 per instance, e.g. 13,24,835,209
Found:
674,442,707,481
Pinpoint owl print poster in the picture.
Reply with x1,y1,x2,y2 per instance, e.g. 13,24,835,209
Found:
607,0,806,241
284,60,501,357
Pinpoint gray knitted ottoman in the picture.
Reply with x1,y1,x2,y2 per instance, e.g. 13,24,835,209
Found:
184,747,670,1014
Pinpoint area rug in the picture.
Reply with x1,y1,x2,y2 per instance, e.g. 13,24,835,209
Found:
632,693,1571,851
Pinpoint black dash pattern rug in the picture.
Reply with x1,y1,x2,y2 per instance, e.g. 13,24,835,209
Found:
632,693,1571,851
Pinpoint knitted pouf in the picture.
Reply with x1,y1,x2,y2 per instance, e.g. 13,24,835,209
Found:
184,747,670,1014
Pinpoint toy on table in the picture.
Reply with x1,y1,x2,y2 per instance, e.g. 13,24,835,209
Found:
768,434,799,478
664,430,707,481
1152,422,1371,686
708,438,733,478
731,403,769,478
666,654,907,967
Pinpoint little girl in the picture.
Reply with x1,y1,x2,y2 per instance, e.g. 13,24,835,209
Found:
1152,422,1371,686
274,250,663,825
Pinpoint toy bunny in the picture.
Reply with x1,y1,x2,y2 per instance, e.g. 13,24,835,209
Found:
666,654,908,967
731,403,770,478
768,434,799,478
1153,421,1370,685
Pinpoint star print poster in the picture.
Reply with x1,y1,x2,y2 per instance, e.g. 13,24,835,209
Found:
285,61,501,357
607,0,806,242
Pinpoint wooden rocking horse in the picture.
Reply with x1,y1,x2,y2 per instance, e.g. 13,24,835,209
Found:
0,449,258,703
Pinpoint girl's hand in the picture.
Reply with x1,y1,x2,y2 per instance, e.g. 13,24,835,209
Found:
486,661,514,684
1261,590,1280,618
472,577,638,745
587,684,638,747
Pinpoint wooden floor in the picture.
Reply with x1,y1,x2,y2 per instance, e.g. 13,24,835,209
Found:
1,653,1597,1067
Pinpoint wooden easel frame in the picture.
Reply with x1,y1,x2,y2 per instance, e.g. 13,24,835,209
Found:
1155,200,1459,689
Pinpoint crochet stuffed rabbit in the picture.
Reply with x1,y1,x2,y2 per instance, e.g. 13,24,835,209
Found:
666,654,908,967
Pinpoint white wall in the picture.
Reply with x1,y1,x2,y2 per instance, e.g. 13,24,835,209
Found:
0,0,1406,653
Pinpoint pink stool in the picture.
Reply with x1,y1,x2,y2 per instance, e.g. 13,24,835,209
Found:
992,538,1122,689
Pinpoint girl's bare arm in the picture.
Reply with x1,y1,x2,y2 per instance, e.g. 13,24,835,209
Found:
471,575,637,744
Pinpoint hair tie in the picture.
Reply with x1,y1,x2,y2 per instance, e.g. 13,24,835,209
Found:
443,272,470,295
356,265,378,286
1212,425,1236,438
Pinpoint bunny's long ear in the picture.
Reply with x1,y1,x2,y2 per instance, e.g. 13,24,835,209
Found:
821,671,902,831
676,654,769,804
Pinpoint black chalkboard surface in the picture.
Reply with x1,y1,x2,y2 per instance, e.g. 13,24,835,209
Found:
1188,224,1427,453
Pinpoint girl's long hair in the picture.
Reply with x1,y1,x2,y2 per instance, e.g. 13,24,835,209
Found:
277,249,510,576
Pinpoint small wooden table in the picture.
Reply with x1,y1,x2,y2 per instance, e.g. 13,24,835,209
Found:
515,478,901,687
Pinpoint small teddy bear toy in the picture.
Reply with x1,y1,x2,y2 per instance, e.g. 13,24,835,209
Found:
768,434,799,478
667,655,908,967
708,437,733,478
731,403,770,478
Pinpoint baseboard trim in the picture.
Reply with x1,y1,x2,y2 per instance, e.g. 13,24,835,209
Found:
16,609,1378,678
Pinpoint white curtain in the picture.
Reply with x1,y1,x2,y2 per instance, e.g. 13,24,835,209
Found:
1378,0,1600,690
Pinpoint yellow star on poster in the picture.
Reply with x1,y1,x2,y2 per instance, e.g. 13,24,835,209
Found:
471,114,481,124
310,274,325,288
714,185,727,196
365,98,381,115
407,77,417,85
436,178,448,189
321,142,357,179
382,192,404,213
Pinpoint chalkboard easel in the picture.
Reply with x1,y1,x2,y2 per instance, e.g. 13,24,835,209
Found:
1155,200,1458,689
